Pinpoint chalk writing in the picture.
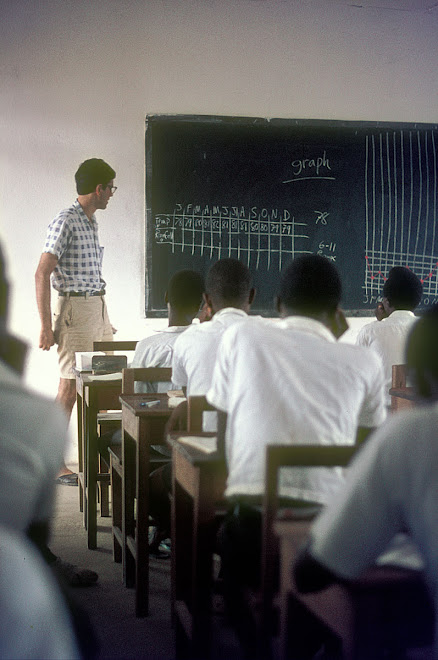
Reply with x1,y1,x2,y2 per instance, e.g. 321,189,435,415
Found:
154,204,312,271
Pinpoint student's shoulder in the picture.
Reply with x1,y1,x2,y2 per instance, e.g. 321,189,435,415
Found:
356,319,381,341
335,339,383,372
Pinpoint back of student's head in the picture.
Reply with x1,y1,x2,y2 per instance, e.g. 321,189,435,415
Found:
382,266,423,311
278,254,342,315
205,258,252,308
406,304,438,398
167,270,204,314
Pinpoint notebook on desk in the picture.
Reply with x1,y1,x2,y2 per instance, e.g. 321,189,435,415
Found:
177,435,217,454
91,354,127,374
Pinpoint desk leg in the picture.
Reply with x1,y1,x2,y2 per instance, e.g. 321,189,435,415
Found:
135,418,151,617
86,394,98,550
173,454,217,660
76,390,84,513
122,425,136,588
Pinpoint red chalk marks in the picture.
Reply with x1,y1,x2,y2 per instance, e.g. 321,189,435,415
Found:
365,257,438,284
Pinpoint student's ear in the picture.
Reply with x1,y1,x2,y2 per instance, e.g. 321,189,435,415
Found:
164,290,169,305
203,292,212,309
329,307,349,339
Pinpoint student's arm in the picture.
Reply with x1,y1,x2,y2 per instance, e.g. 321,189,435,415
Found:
35,253,58,351
165,400,188,433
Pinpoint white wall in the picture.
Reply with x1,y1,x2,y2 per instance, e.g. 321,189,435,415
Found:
1,0,437,404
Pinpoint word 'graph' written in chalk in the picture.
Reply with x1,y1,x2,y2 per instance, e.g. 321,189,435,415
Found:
363,129,438,306
154,204,311,271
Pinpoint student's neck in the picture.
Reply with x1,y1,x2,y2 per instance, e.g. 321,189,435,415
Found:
77,196,97,221
211,300,249,315
167,311,193,327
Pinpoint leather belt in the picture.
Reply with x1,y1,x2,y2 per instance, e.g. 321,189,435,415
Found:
59,290,105,297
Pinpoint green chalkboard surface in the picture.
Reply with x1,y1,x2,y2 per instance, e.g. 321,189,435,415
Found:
145,114,438,316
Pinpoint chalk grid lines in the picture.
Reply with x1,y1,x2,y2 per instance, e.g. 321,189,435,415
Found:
364,129,438,303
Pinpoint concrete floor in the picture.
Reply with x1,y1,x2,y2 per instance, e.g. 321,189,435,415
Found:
50,482,176,660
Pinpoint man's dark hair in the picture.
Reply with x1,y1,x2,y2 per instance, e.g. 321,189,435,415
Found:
205,258,252,305
75,158,116,195
167,270,204,312
406,304,438,397
383,266,423,310
279,254,342,314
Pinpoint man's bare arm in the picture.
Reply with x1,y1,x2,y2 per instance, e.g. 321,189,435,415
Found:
35,253,58,350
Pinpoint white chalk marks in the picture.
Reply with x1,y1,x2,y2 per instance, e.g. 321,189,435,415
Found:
154,204,310,271
364,130,438,306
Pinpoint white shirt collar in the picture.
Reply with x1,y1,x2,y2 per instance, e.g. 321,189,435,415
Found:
277,316,336,343
212,308,248,322
154,325,189,334
383,310,416,321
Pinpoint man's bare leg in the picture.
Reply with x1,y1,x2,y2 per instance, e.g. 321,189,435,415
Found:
56,378,76,477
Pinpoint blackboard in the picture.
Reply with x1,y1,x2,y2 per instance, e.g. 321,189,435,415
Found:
145,114,438,316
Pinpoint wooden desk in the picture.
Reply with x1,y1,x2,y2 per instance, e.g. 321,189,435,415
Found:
74,370,122,549
166,432,226,660
274,520,433,660
120,393,174,617
389,386,419,412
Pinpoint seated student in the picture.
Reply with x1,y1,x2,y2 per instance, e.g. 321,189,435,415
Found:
131,269,204,392
356,266,423,406
171,257,255,430
206,254,387,654
0,241,98,589
147,259,256,552
0,526,81,660
98,269,204,464
293,305,438,655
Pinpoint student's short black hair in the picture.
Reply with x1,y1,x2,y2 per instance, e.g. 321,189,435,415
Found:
75,158,116,195
279,254,342,314
205,258,252,305
382,266,423,310
406,304,438,397
167,270,204,312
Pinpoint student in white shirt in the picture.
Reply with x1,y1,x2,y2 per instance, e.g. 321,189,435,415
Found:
357,266,423,406
206,254,387,655
294,304,438,658
170,257,255,430
131,269,204,392
99,269,204,465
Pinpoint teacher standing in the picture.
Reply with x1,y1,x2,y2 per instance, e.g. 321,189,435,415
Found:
35,158,116,483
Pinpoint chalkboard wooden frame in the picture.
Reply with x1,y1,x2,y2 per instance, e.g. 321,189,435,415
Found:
145,114,438,317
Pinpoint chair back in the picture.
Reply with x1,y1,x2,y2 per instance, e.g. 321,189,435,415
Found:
121,367,173,394
392,364,407,389
93,340,138,352
261,444,358,635
187,395,216,432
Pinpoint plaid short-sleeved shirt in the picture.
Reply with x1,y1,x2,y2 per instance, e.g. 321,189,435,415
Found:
43,200,106,293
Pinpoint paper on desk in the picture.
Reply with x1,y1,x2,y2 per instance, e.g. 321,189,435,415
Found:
168,396,187,409
86,372,123,381
177,435,217,453
167,389,184,398
375,534,425,571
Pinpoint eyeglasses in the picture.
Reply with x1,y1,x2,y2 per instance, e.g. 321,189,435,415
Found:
108,185,117,194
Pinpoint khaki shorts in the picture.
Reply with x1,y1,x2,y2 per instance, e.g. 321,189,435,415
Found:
53,295,113,379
